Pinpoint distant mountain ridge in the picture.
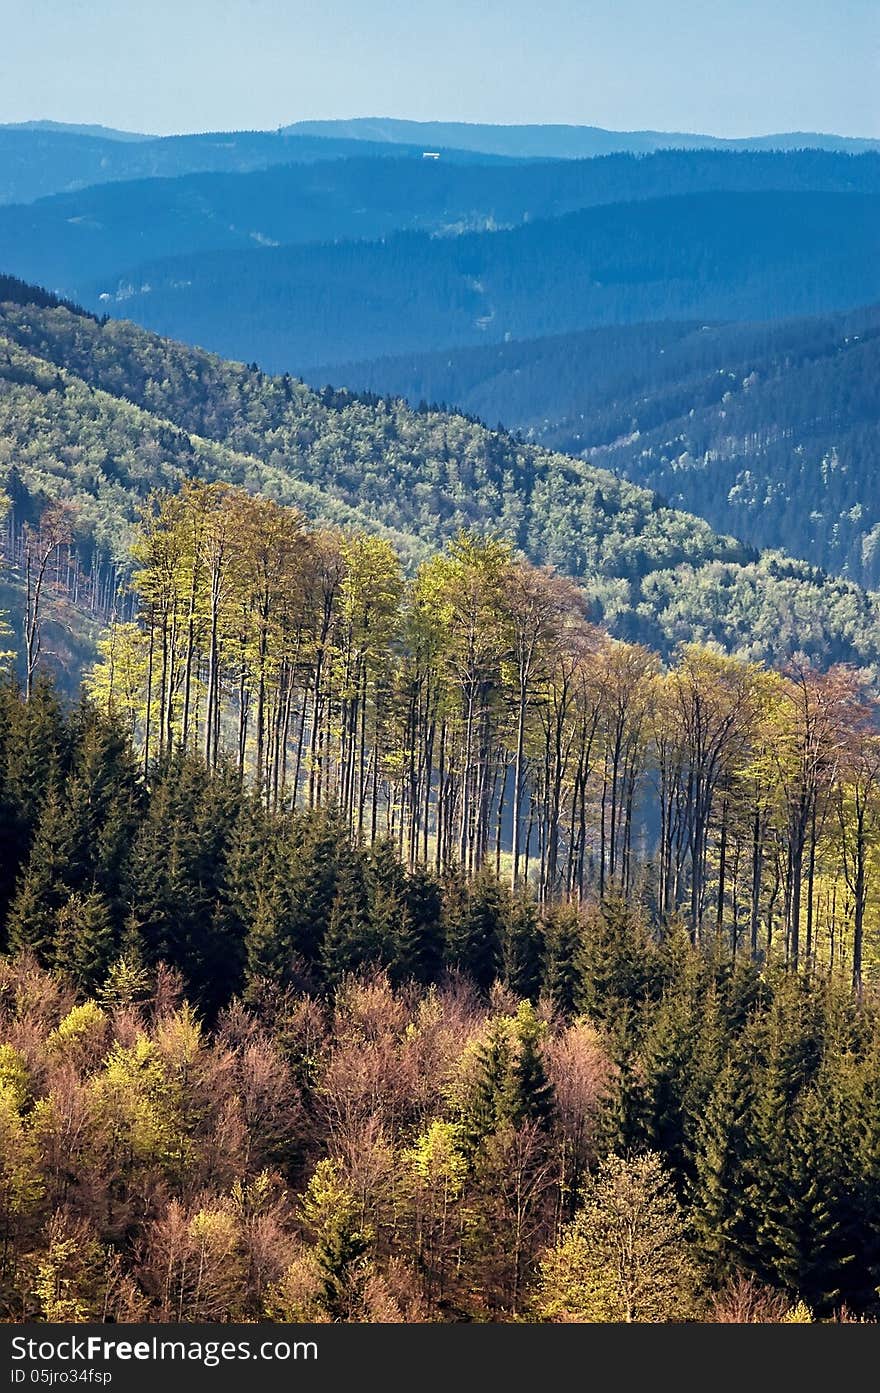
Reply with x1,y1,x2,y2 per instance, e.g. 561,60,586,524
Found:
5,277,880,676
284,117,880,158
0,127,514,207
2,117,878,207
3,147,877,302
315,304,880,588
0,120,151,142
74,190,880,373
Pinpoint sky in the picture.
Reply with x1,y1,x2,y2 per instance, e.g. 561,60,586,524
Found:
1,0,877,139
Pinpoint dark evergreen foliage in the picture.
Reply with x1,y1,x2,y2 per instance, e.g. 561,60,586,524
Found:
68,191,880,371
0,676,879,1316
341,305,880,587
4,148,880,300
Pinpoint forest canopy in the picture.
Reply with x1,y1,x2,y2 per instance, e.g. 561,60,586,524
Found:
1,282,880,1326
4,291,880,692
325,305,880,588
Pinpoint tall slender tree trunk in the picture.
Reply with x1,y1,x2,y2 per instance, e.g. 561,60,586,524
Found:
512,684,527,888
750,805,763,962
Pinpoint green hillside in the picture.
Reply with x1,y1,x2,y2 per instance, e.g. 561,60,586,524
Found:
3,280,880,672
317,304,880,585
78,191,880,373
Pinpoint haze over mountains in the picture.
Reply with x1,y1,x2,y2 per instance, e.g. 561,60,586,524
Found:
322,305,880,587
5,273,880,684
0,125,513,207
3,117,878,207
1,148,877,307
0,115,877,642
2,120,152,141
72,190,880,372
283,116,880,159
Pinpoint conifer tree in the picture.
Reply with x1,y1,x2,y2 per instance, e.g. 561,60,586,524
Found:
245,872,293,994
53,890,117,994
276,809,348,968
364,838,408,963
301,1159,372,1321
540,903,585,1016
4,675,67,835
578,897,656,1024
397,868,444,985
320,852,379,988
462,1020,513,1155
690,1058,752,1279
501,897,543,1001
506,1001,555,1131
6,778,74,963
444,869,504,993
64,702,143,905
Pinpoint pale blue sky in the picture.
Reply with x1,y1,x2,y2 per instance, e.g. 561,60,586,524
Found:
2,0,877,138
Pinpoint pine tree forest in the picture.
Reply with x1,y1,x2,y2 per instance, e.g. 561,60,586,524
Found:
2,480,880,1323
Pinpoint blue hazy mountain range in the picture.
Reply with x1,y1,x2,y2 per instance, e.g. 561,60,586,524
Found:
0,125,516,207
283,116,880,159
2,116,878,207
1,147,877,301
56,190,880,373
313,303,880,588
1,118,878,613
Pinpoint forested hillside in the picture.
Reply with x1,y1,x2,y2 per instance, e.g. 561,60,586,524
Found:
1,281,880,1323
284,116,880,158
86,480,880,987
321,305,880,586
4,284,880,678
4,149,878,300
80,191,880,371
5,119,877,209
0,126,506,207
2,623,880,1320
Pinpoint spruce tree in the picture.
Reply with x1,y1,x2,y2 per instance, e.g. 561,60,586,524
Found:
501,896,543,1001
690,1058,752,1280
444,869,504,994
397,867,444,985
856,1040,880,1312
5,865,58,963
245,867,295,991
462,1021,513,1154
53,890,117,994
281,808,348,967
301,1159,371,1321
364,838,408,965
320,853,375,987
0,681,30,928
6,777,74,963
4,675,67,836
506,1001,555,1130
578,897,657,1024
99,951,152,1010
65,701,142,905
540,903,585,1016
128,753,245,1011
633,983,709,1176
